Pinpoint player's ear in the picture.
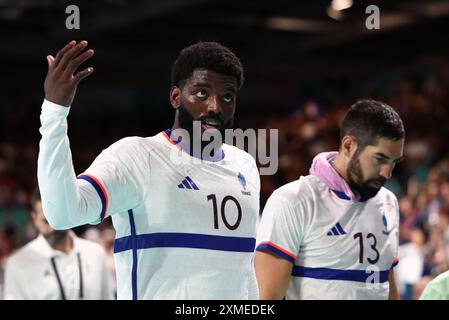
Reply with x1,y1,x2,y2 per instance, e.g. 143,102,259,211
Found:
170,86,181,109
30,210,38,224
341,135,358,158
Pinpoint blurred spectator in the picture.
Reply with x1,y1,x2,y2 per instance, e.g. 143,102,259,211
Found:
82,226,117,298
99,228,117,298
399,195,418,244
3,188,114,300
396,226,428,299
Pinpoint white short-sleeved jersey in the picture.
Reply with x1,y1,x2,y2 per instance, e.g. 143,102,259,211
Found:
256,175,399,300
77,131,260,299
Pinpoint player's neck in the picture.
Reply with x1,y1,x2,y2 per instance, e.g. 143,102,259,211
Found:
331,153,350,183
170,123,224,160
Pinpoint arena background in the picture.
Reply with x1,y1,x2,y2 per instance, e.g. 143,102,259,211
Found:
1,0,449,300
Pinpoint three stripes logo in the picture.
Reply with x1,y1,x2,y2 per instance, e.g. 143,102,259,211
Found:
327,222,347,236
178,176,199,190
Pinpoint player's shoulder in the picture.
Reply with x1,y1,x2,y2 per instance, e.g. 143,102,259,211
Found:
222,144,257,167
376,187,399,204
301,175,330,192
421,270,449,299
101,133,163,158
428,270,449,288
271,176,316,204
108,135,155,151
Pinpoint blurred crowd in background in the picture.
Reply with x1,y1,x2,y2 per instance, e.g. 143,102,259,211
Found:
1,58,449,299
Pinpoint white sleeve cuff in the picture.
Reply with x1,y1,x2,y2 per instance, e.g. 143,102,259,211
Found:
42,99,71,116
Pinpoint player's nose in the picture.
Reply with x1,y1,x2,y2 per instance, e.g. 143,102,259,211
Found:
380,164,393,180
207,95,222,113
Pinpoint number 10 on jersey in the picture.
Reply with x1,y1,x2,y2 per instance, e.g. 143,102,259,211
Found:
207,194,242,230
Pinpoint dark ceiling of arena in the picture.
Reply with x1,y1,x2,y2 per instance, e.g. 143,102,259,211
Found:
1,0,448,88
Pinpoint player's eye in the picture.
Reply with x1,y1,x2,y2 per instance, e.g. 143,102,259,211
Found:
196,90,207,98
377,158,390,165
374,157,386,164
222,94,234,104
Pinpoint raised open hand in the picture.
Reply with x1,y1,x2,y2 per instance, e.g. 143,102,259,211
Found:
44,40,94,107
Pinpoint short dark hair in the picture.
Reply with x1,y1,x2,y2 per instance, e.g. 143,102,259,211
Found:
30,186,41,212
170,41,244,90
340,99,405,150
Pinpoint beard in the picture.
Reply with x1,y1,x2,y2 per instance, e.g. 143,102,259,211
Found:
347,153,387,200
177,105,234,150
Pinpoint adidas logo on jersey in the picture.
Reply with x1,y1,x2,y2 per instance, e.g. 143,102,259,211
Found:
177,176,199,190
327,222,347,236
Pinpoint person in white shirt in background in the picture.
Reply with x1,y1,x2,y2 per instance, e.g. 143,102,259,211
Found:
83,226,117,298
4,188,113,300
395,226,427,299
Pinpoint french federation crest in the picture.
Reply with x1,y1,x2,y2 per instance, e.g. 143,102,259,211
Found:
382,212,391,235
238,172,251,196
238,172,246,190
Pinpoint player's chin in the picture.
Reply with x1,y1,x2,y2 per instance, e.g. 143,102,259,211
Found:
363,186,382,199
368,180,384,189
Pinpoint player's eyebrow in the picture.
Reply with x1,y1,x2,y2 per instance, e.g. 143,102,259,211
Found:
192,82,211,89
223,86,237,94
374,152,404,163
192,82,237,94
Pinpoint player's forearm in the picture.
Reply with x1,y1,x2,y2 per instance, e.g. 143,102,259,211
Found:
37,99,97,229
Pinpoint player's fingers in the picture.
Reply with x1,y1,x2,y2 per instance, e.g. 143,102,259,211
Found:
58,40,88,71
72,67,94,84
53,40,76,67
46,55,55,69
63,49,94,78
